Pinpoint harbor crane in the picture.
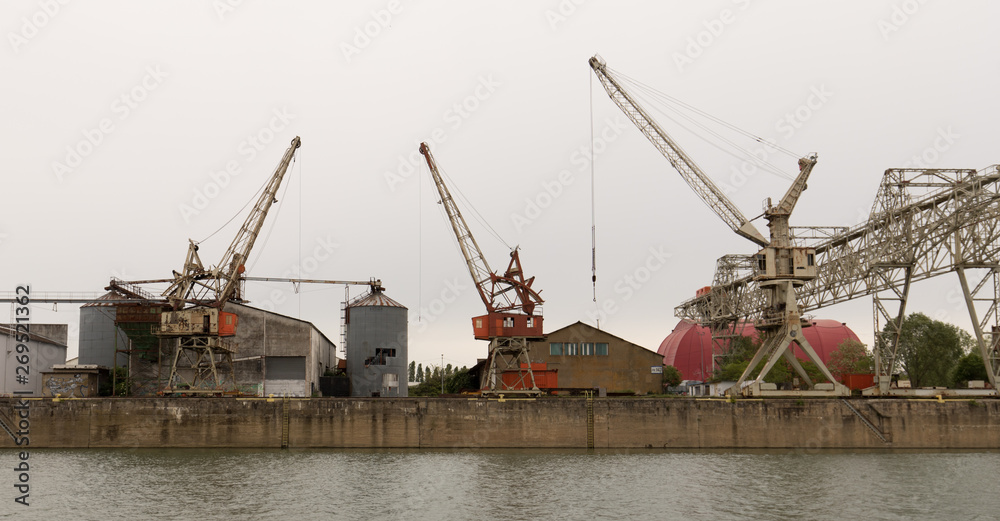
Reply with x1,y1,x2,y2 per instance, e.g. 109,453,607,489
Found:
418,142,545,395
590,55,848,396
155,136,302,394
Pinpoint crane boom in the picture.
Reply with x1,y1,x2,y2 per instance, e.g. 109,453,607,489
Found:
588,55,768,247
418,142,496,311
213,136,301,306
419,142,544,394
163,136,301,308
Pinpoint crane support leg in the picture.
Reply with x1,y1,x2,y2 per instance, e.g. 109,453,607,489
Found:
482,337,541,396
870,266,912,395
956,266,1000,388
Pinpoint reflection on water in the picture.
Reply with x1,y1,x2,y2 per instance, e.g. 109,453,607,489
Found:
1,449,998,520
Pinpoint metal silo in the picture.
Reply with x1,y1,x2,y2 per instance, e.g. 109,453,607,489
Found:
345,288,408,397
79,293,130,368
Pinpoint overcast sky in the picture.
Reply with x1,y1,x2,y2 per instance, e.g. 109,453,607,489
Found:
3,1,998,370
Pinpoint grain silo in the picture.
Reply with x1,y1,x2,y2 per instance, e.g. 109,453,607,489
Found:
345,287,408,397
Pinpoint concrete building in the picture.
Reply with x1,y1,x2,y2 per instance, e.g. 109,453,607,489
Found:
223,303,337,397
525,321,665,395
345,288,408,397
41,364,109,397
124,303,337,397
1,324,69,396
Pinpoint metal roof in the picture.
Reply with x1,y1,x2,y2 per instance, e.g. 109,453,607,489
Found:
347,289,406,309
658,319,861,381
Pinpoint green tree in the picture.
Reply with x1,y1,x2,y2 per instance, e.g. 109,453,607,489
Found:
408,361,416,382
950,351,989,388
893,313,965,387
445,367,477,394
827,339,874,379
409,380,440,396
424,367,432,383
416,363,423,383
662,365,682,389
710,334,827,386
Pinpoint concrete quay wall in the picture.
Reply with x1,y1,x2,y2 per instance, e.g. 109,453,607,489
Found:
1,397,997,449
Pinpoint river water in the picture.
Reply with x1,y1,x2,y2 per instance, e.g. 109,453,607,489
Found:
1,448,998,520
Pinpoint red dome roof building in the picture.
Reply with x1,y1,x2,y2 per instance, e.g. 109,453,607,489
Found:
658,319,861,382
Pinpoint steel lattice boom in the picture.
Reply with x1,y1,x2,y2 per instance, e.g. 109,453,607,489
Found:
589,55,768,247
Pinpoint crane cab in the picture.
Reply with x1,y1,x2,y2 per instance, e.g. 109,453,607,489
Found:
754,246,817,282
473,312,544,340
158,307,238,337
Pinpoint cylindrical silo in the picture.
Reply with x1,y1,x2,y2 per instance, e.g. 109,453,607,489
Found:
345,288,408,397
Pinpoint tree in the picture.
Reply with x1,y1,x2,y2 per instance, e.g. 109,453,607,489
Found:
893,313,965,388
445,367,476,394
951,351,989,388
408,361,416,382
662,365,682,389
416,363,423,383
710,334,827,386
827,339,874,379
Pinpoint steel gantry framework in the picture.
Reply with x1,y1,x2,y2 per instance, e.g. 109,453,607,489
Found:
675,166,1000,394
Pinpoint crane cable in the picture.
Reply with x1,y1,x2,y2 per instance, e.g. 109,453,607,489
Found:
438,162,512,252
418,156,423,322
199,160,278,244
590,70,598,303
609,66,802,181
610,66,804,159
626,79,795,181
248,154,296,273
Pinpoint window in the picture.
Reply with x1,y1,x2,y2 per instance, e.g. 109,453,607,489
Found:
367,348,396,366
581,343,594,356
549,342,563,356
565,343,578,355
503,317,514,328
806,253,815,266
527,317,534,328
596,343,608,356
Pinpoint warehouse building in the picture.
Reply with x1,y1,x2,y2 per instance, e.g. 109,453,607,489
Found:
115,301,337,397
226,302,338,397
524,321,665,395
1,324,68,396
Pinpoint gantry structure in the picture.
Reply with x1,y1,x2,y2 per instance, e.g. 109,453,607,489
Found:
676,166,1000,394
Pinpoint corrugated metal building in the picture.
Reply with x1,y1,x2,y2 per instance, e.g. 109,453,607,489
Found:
345,288,408,397
78,291,132,368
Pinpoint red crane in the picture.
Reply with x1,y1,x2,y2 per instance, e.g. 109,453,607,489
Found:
419,142,545,394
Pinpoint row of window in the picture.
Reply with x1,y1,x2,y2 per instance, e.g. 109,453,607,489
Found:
549,342,608,356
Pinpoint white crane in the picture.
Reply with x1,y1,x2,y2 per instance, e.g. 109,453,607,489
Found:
590,55,846,396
